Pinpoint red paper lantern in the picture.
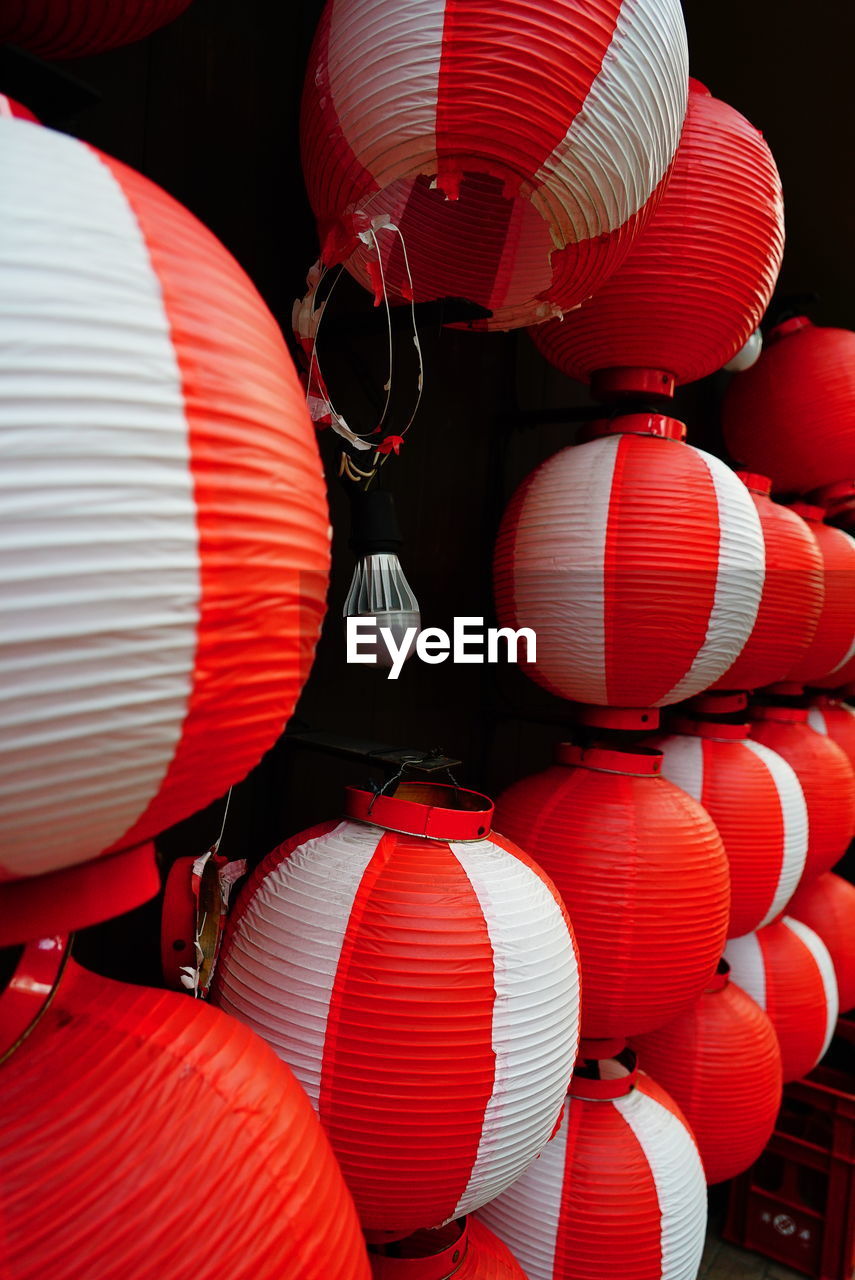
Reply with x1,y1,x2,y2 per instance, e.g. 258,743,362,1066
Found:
0,117,330,937
0,937,370,1279
710,475,824,692
788,872,855,1014
654,718,807,938
300,0,689,330
632,964,783,1184
213,784,582,1236
368,1219,526,1280
494,415,764,709
494,743,730,1039
477,1053,707,1280
723,317,855,496
807,696,855,770
778,505,855,688
749,703,855,881
530,79,784,396
0,0,193,58
726,917,838,1082
0,95,38,121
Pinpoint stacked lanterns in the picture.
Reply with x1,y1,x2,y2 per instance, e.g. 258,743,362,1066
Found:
300,0,689,329
723,317,855,497
0,937,370,1279
213,783,582,1236
530,78,784,396
788,873,855,1013
0,114,330,939
478,1051,708,1280
776,505,855,690
654,709,808,938
494,414,765,709
632,963,783,1185
726,918,838,1083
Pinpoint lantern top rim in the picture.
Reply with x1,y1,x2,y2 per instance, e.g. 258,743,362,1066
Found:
368,1219,469,1280
345,783,494,842
750,703,810,725
767,315,813,345
570,1047,639,1099
584,412,686,443
788,500,826,523
556,743,663,777
736,470,772,496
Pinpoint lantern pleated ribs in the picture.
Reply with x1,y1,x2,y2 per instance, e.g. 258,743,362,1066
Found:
632,967,783,1185
0,118,330,889
726,916,839,1084
300,0,689,329
477,1060,708,1280
0,0,193,58
0,948,370,1280
494,744,730,1039
530,78,784,390
654,720,807,938
213,787,582,1235
788,872,855,1014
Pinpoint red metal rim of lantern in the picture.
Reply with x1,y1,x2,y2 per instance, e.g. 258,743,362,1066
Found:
369,1220,469,1280
0,935,69,1063
750,704,809,725
669,717,751,742
570,1047,640,1100
580,412,687,443
344,783,494,841
555,743,663,777
0,843,159,948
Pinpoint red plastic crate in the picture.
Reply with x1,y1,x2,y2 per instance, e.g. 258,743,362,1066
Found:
724,1031,855,1280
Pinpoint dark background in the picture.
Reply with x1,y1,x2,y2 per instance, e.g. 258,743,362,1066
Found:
13,0,849,971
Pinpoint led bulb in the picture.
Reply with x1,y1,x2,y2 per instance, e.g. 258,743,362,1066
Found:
343,552,420,669
725,328,763,372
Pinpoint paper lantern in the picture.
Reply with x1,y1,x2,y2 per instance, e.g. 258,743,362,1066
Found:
0,936,370,1279
301,0,689,330
213,783,582,1236
530,79,784,397
368,1218,526,1280
494,743,730,1038
0,0,193,58
477,1053,707,1280
726,917,838,1082
654,718,807,938
710,476,824,692
0,96,38,121
807,697,855,770
778,504,855,687
494,415,764,708
749,704,855,881
632,964,783,1184
788,872,855,1014
723,317,855,495
0,118,330,930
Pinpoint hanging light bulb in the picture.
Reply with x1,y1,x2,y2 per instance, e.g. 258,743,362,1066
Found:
343,488,420,670
725,328,763,372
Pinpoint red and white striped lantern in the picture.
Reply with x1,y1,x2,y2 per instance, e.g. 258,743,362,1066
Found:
494,743,730,1039
748,703,855,882
709,476,824,692
807,697,855,770
632,964,783,1184
530,79,784,398
0,937,370,1280
0,0,193,58
301,0,688,330
477,1053,707,1280
726,917,838,1082
778,504,855,688
0,118,330,935
723,317,855,496
494,415,764,709
788,872,855,1014
213,784,582,1236
0,96,38,121
654,717,807,938
368,1219,526,1280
